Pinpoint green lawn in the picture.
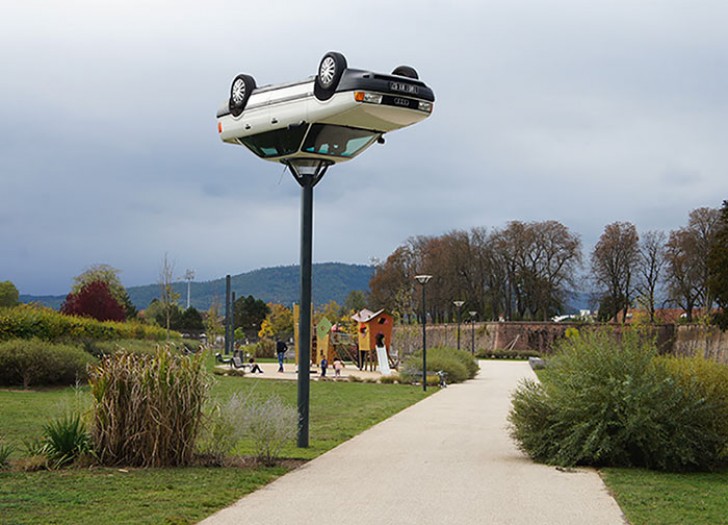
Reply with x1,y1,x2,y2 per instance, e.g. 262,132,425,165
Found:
0,370,430,524
601,468,728,525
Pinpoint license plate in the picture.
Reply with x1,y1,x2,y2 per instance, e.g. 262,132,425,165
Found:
390,82,419,95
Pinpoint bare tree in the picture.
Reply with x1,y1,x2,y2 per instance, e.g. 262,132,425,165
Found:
635,230,666,323
159,254,181,338
664,207,719,321
591,222,640,322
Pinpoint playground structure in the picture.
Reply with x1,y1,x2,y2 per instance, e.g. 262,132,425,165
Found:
293,306,396,373
352,309,395,373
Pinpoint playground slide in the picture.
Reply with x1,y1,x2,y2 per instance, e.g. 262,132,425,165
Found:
376,345,392,376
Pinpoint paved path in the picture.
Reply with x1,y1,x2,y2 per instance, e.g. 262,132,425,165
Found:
199,361,627,525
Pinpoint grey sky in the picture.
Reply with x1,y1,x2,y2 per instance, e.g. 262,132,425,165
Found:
2,0,727,296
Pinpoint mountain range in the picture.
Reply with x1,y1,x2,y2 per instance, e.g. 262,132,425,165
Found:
20,263,375,311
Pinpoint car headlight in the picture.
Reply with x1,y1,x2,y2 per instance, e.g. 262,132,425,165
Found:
418,101,433,113
355,91,383,104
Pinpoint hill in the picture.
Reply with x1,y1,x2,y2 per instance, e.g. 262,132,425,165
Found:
20,263,375,311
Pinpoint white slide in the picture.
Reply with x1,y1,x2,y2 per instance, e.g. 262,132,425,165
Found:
376,345,391,375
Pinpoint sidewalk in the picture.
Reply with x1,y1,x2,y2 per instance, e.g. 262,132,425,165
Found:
199,360,627,525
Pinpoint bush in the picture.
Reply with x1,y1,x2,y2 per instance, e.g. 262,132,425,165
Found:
0,338,96,388
255,338,275,358
88,348,211,467
399,347,478,385
509,329,728,471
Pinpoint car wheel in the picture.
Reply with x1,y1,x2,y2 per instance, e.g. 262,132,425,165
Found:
229,74,256,117
314,51,347,101
391,66,419,79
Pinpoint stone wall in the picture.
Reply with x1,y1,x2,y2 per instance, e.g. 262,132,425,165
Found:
392,322,728,363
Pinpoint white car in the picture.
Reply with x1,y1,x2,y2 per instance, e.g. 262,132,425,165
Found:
217,52,435,165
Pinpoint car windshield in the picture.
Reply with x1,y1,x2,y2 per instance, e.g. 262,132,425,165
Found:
302,124,378,158
239,126,308,158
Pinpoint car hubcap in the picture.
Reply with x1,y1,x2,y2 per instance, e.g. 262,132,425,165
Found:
319,57,336,87
232,79,246,105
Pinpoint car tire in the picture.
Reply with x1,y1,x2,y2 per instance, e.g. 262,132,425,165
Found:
391,66,419,79
314,52,347,101
229,74,256,117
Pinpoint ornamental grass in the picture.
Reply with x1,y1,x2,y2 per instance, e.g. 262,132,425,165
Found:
88,347,211,467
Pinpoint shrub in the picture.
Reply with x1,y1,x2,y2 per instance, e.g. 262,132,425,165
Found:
244,395,297,465
255,338,275,358
399,347,478,385
509,329,728,471
200,392,297,466
88,348,211,467
379,375,398,384
42,413,92,468
0,338,96,388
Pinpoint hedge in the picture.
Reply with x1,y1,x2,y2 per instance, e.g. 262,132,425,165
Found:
0,304,172,342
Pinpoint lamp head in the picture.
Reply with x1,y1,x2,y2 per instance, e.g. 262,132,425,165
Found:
414,274,433,285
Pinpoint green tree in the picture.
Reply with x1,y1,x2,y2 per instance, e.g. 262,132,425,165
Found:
233,295,270,338
344,290,368,313
179,307,204,331
0,281,20,307
708,200,728,329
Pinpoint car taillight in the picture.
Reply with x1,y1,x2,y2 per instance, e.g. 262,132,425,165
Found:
218,121,223,133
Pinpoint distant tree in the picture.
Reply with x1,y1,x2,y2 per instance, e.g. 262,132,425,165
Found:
258,303,294,340
0,281,20,307
635,230,667,323
204,301,224,348
665,207,720,321
708,200,728,329
61,280,126,322
144,299,183,329
233,295,270,338
591,222,640,323
72,264,136,319
158,254,181,338
344,290,368,313
179,307,204,331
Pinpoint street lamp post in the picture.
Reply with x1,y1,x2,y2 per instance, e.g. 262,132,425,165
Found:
453,300,465,350
469,311,477,355
415,275,433,392
285,158,332,449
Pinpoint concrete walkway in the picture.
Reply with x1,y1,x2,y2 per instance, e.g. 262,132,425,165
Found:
199,361,627,525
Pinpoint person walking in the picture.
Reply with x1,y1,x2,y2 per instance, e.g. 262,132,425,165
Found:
333,358,344,378
276,339,287,372
320,357,328,377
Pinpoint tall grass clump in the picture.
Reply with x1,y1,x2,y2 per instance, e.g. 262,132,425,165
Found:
0,338,96,388
399,347,478,384
509,329,728,471
0,438,12,468
88,347,211,467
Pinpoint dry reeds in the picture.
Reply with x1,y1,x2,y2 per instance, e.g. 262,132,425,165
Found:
88,347,210,467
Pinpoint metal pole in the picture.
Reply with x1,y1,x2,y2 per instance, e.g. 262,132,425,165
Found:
224,275,231,355
231,291,236,352
422,285,427,392
297,173,315,448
